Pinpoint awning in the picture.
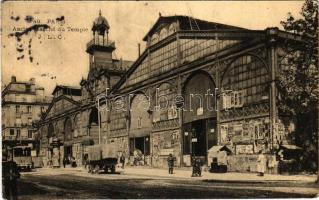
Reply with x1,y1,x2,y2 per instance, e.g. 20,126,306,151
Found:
208,145,232,155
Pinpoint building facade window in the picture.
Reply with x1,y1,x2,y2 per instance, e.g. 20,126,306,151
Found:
168,23,177,35
28,117,32,125
16,105,20,113
16,116,21,126
26,84,31,92
180,39,239,65
27,106,32,113
28,130,33,139
159,27,168,41
150,33,159,45
10,129,15,135
221,55,269,106
154,83,175,121
16,129,21,138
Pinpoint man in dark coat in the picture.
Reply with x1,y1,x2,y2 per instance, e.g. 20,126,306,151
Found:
191,155,202,177
2,160,20,200
63,156,67,168
167,153,176,174
120,154,125,169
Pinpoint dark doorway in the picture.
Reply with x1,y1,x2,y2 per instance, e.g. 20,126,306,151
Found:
183,118,217,158
64,146,72,158
135,137,144,154
192,119,207,157
129,136,150,156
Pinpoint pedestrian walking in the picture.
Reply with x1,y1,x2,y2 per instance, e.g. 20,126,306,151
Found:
120,153,126,169
63,156,67,168
83,154,88,169
257,150,265,176
167,153,176,174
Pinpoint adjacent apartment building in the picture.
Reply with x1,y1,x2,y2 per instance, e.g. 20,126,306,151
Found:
2,76,51,155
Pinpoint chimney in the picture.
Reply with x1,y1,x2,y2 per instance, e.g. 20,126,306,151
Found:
138,43,141,57
11,76,16,83
29,78,35,84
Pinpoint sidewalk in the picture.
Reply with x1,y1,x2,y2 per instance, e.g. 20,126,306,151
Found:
36,166,318,183
121,166,317,183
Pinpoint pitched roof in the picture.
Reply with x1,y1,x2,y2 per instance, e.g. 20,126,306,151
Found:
52,85,82,96
41,95,81,120
143,15,247,41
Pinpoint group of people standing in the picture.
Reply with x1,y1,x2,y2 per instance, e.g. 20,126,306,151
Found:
167,154,203,177
167,151,271,177
63,155,77,168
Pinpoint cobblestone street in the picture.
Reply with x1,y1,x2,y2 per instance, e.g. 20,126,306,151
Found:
15,167,318,199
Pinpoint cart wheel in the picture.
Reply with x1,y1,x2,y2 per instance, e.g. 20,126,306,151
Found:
94,165,100,174
111,165,115,174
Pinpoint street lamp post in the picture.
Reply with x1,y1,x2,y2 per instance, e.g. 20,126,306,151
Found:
191,128,196,157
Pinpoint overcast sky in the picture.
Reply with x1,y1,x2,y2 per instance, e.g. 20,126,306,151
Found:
2,1,303,95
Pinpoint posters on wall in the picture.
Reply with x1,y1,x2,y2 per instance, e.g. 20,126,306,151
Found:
221,117,271,146
220,125,228,143
236,144,254,154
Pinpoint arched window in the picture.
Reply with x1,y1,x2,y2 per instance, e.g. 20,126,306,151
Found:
64,117,73,141
73,113,81,137
183,71,216,123
153,83,174,121
221,55,269,105
110,98,126,131
89,107,99,127
150,33,159,45
159,28,168,41
168,23,177,35
130,93,152,132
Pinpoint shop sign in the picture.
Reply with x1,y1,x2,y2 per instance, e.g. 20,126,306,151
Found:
159,148,174,156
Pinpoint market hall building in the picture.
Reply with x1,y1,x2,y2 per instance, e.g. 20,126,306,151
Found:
38,13,302,172
106,15,301,172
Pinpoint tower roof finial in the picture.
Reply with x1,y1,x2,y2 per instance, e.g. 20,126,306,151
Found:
99,10,102,16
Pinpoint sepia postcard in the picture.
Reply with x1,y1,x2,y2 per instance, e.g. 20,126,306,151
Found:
1,0,318,199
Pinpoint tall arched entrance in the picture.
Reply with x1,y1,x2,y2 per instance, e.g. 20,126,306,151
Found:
64,117,73,158
182,71,217,161
129,93,152,159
